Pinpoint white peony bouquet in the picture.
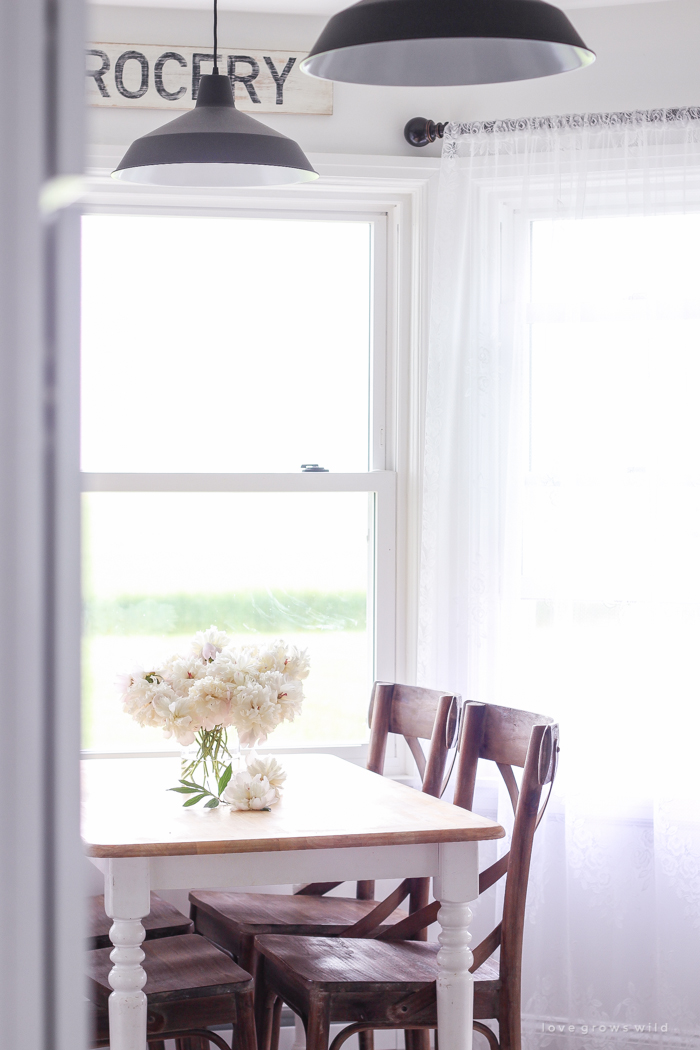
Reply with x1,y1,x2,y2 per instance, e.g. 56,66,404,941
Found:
117,627,308,807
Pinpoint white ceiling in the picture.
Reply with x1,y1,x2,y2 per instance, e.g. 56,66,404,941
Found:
89,0,677,11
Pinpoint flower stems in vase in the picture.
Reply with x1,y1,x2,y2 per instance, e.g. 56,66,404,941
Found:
180,726,239,794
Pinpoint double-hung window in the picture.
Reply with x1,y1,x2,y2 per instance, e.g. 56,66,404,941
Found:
81,203,396,763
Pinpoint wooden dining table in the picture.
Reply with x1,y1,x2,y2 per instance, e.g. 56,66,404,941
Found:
83,753,504,1050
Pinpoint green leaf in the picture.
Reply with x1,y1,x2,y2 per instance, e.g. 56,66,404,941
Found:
169,786,201,794
217,764,233,795
183,794,208,807
204,797,220,809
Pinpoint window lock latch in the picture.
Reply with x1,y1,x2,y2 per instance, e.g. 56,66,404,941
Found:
301,464,329,472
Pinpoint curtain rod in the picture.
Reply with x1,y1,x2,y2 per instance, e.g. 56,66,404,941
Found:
404,107,700,147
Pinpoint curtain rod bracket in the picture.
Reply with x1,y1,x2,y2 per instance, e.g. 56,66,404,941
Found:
404,117,447,147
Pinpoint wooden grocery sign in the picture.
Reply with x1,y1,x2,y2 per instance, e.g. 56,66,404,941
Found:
86,44,333,115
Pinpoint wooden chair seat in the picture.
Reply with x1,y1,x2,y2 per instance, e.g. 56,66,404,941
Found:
190,890,408,947
254,935,501,1020
87,933,257,1050
88,892,193,949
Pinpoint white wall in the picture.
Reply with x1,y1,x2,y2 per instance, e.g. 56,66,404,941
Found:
87,0,700,161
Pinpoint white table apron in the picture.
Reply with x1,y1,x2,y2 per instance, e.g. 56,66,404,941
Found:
92,839,479,1050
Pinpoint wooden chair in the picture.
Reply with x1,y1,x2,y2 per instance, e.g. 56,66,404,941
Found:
88,891,193,949
254,701,559,1050
87,932,258,1050
189,683,460,1050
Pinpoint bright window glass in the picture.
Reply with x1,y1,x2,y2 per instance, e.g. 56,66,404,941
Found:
81,214,372,473
82,491,373,752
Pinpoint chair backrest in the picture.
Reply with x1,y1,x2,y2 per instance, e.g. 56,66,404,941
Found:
377,701,558,1048
366,681,461,795
296,681,461,903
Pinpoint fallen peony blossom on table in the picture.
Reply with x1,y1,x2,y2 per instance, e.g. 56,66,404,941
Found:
245,753,287,800
223,771,277,811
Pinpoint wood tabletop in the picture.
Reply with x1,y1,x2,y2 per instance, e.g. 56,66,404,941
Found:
82,754,504,859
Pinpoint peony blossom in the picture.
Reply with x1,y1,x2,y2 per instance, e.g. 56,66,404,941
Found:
162,655,207,692
222,771,277,811
161,695,197,745
130,682,180,731
186,676,232,730
191,626,230,663
283,647,311,680
245,753,287,800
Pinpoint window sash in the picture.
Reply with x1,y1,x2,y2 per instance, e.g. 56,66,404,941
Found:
80,471,397,763
80,207,388,476
79,196,405,768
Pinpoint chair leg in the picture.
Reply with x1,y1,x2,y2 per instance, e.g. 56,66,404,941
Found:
359,1030,375,1050
405,1031,430,1050
305,994,331,1050
235,984,259,1050
257,990,280,1050
254,951,274,1050
269,997,284,1050
175,1039,209,1050
238,935,257,978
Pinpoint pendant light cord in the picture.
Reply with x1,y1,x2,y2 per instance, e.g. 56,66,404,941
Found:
213,0,219,74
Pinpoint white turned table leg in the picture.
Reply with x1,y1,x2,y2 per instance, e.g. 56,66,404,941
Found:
105,857,150,1050
434,842,479,1050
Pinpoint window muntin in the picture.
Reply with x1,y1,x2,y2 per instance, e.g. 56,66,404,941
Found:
81,214,372,473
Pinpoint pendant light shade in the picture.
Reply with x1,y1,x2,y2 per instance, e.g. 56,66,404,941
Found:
300,0,595,87
112,74,318,187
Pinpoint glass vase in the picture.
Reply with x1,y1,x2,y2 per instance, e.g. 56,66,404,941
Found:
180,727,241,798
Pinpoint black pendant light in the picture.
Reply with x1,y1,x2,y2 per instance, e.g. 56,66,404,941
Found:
113,0,318,186
300,0,595,87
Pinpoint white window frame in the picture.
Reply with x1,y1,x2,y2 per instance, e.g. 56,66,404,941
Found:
79,154,442,773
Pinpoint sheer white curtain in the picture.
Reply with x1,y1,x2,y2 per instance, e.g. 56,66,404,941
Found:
419,110,700,1049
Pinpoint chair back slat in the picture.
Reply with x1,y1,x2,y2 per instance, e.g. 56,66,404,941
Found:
479,703,552,767
469,921,502,974
405,737,427,779
366,682,395,775
497,762,520,813
452,701,486,810
368,683,460,744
